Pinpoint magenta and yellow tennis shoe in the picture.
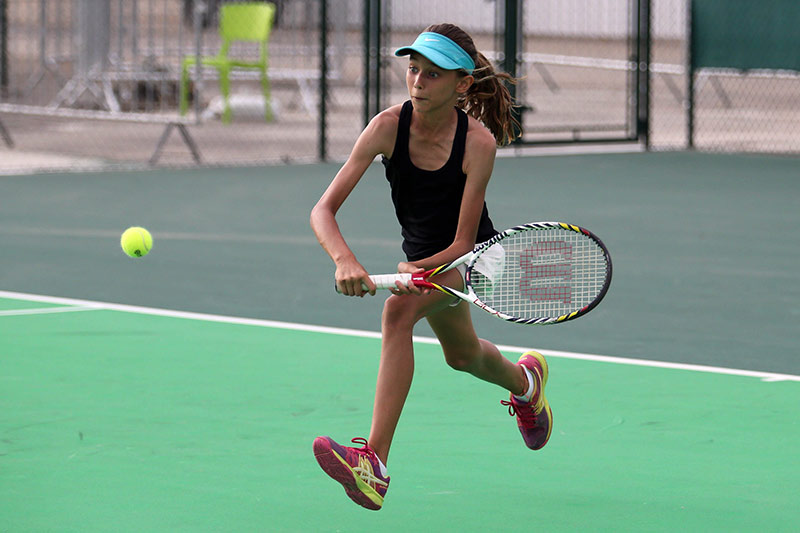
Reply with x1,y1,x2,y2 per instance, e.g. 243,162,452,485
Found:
313,436,390,510
501,351,552,450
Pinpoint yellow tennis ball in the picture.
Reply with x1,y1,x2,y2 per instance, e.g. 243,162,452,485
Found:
120,227,153,258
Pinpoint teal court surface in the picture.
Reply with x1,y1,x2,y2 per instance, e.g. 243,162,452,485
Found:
2,152,799,531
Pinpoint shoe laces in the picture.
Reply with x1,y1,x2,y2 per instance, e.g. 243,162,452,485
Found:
349,438,388,488
501,398,541,429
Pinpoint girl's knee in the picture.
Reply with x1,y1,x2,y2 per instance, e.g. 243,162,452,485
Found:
442,337,494,373
443,347,478,373
382,295,421,329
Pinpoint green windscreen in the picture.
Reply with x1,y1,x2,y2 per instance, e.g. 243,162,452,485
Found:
692,0,800,71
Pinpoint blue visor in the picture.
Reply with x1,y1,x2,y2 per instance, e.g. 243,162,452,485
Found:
394,32,475,74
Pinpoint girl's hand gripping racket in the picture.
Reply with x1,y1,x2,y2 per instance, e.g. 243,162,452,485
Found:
339,222,612,325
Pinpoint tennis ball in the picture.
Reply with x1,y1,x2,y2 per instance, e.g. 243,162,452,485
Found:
120,226,153,258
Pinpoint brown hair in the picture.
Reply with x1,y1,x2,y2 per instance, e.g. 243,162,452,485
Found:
424,23,521,146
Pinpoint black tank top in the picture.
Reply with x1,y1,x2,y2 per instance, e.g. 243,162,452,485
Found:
382,100,496,261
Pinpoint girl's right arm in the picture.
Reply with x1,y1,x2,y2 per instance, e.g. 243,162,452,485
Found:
310,107,400,297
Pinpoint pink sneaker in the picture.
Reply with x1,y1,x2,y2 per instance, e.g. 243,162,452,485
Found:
501,351,553,450
313,436,390,510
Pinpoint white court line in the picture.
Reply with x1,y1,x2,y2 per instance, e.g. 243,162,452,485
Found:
1,290,799,383
0,305,100,317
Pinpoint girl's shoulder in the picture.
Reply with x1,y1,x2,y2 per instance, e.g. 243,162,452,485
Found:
464,114,498,153
370,104,403,131
361,104,403,148
355,104,404,160
461,113,497,177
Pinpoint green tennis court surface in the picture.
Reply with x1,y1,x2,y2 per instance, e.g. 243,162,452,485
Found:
2,293,798,531
2,152,799,530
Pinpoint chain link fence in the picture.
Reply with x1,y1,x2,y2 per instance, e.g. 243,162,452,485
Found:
650,0,800,153
376,0,647,146
1,0,799,174
648,0,688,149
0,0,365,171
516,0,641,144
687,0,800,153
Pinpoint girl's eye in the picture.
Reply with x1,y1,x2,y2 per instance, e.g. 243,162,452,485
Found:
409,66,418,73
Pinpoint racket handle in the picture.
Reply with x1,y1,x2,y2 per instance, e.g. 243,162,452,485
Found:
368,273,413,290
335,273,413,293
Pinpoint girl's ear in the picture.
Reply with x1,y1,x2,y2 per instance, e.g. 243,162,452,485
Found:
456,74,474,95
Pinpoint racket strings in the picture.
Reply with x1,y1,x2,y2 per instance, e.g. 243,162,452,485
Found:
471,228,608,320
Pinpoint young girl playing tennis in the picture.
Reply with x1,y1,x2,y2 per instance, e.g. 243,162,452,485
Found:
310,24,552,510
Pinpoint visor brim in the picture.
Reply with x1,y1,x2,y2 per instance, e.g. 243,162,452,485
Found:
395,45,467,71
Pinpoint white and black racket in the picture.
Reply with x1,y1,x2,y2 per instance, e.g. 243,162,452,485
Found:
342,222,612,325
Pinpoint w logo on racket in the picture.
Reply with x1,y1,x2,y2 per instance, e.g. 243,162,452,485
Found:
519,241,573,304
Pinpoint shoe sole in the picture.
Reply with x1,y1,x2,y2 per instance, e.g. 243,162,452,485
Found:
520,351,553,450
313,437,383,510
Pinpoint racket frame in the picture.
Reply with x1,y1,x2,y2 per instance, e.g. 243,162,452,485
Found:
353,222,613,325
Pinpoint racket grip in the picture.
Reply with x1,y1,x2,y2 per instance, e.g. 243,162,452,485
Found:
367,273,413,290
335,273,413,294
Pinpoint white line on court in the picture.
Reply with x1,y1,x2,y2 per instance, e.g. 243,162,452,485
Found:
0,305,100,317
1,290,798,383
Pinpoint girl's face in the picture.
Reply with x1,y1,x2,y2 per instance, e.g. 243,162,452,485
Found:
406,53,472,111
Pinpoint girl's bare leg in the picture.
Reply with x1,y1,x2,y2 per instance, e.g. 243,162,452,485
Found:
367,289,454,464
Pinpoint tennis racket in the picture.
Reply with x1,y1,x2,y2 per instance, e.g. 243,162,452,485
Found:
340,222,612,325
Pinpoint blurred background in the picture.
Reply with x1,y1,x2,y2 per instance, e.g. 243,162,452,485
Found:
1,0,799,172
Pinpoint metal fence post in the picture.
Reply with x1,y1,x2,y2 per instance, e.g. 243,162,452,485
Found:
319,0,328,161
0,0,7,98
363,0,380,127
686,0,694,149
192,0,205,122
635,0,651,148
503,0,522,143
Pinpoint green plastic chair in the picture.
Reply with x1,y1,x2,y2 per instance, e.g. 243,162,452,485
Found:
180,2,275,123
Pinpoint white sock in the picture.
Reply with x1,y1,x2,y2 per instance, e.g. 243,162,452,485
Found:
513,365,536,403
376,456,388,477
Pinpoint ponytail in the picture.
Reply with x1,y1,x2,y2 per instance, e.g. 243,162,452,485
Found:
424,23,521,146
